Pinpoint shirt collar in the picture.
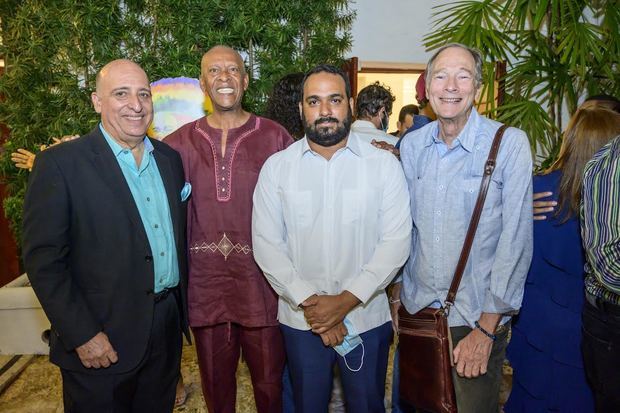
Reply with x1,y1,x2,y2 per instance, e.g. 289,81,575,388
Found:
99,123,153,157
300,131,363,158
351,119,376,130
424,109,479,153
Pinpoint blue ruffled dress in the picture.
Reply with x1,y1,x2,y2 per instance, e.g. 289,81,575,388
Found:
505,171,594,413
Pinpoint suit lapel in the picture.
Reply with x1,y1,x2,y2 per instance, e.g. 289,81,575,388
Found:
152,144,181,248
87,128,150,249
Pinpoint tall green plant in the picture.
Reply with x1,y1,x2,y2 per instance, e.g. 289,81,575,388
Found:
0,0,354,243
424,0,620,166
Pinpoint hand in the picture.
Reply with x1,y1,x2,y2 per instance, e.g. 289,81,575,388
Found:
10,148,36,171
371,139,400,158
75,332,118,369
302,291,360,334
453,313,500,378
319,321,348,346
389,283,402,333
533,191,556,220
453,329,493,378
39,135,79,151
50,134,79,147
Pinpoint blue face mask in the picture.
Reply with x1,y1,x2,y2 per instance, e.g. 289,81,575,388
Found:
333,318,364,372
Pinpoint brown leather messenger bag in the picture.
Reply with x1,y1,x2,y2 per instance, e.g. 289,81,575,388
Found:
398,124,508,413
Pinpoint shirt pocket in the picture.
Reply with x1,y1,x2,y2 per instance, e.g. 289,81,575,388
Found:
463,171,503,214
282,190,312,228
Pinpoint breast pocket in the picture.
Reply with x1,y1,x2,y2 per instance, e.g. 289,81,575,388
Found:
463,172,503,213
282,190,312,228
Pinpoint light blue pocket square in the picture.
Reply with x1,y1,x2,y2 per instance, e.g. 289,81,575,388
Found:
181,182,192,201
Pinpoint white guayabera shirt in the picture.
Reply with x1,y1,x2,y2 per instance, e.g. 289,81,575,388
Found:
252,131,412,334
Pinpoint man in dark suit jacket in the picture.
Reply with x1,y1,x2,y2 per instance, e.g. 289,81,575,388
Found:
22,59,188,412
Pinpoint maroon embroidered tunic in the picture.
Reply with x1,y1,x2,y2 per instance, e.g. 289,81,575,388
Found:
165,115,293,327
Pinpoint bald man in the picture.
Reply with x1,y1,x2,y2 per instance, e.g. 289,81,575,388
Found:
164,46,292,413
22,59,189,412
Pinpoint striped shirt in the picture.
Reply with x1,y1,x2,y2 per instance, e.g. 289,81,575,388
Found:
582,135,620,304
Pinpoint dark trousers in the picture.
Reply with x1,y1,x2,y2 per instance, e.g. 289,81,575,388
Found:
192,322,285,413
60,291,182,413
450,324,509,413
582,298,620,412
281,321,392,413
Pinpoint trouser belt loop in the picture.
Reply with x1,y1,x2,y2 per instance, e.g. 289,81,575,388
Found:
586,291,620,316
153,286,178,303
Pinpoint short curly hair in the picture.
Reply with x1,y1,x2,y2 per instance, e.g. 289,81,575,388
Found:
263,72,305,139
355,82,395,119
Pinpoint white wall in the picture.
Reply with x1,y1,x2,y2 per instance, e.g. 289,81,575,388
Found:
348,0,452,65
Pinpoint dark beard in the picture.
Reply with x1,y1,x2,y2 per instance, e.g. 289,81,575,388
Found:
303,111,352,147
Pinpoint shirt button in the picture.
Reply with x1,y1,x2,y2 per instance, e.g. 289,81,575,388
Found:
159,278,164,283
160,252,165,256
154,224,159,229
439,185,444,190
147,197,151,201
435,237,440,242
436,210,441,215
222,188,226,192
122,150,129,154
221,177,225,181
221,166,225,170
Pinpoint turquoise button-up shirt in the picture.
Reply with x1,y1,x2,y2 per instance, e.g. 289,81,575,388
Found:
101,124,179,293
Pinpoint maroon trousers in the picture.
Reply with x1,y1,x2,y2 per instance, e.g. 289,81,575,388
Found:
192,323,285,413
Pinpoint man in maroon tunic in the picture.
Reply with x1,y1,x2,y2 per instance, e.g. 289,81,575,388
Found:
165,45,292,413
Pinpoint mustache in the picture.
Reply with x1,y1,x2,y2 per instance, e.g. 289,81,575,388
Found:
314,117,339,126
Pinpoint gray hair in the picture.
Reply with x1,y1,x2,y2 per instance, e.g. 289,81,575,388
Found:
425,43,483,90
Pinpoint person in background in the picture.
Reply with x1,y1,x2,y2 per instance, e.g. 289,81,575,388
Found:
164,45,292,413
394,73,437,154
390,104,418,138
351,81,399,146
532,95,620,220
22,59,189,412
506,104,620,413
263,72,306,140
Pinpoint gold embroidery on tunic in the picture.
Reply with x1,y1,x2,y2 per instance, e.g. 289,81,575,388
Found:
189,233,252,260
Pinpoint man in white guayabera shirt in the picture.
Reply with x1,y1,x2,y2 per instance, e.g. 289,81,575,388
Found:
252,64,412,413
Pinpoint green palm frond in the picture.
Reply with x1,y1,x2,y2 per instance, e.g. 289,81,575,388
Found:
425,0,513,61
424,0,618,167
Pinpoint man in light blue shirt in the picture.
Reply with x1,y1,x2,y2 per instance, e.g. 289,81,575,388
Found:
395,43,533,413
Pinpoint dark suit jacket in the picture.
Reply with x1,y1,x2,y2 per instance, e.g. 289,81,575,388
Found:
22,127,189,374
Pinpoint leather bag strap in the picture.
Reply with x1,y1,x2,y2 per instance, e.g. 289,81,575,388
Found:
445,124,508,306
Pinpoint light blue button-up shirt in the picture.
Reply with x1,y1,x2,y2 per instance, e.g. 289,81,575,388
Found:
399,110,533,327
101,124,179,293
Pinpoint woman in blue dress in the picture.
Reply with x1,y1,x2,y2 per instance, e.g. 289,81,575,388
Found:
506,103,620,413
